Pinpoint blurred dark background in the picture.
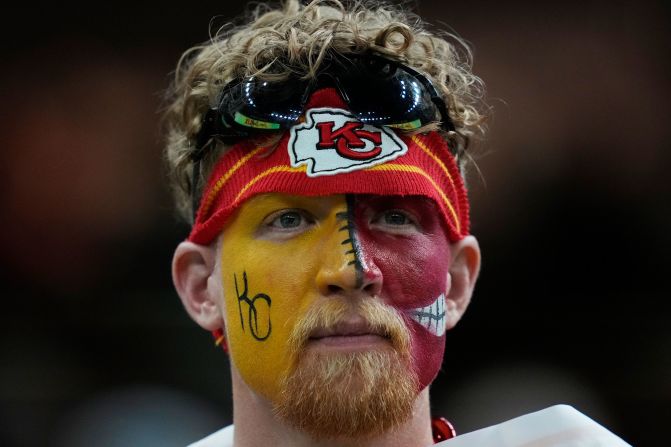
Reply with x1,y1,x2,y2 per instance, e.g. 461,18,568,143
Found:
1,1,669,445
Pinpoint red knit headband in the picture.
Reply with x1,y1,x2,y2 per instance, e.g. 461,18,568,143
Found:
188,88,470,244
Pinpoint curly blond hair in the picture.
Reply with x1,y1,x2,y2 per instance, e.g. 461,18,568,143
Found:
163,0,486,222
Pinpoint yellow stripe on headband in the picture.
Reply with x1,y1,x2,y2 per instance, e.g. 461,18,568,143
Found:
367,163,461,233
410,135,456,189
232,166,306,204
202,145,268,216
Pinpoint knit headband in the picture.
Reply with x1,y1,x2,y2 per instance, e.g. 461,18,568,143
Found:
188,88,470,244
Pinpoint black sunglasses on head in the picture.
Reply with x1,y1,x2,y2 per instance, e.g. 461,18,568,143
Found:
193,53,454,159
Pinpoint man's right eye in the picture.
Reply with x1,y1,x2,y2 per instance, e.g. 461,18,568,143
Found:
271,211,303,229
261,209,315,236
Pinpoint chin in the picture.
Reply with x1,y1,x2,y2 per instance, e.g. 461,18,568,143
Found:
274,348,418,439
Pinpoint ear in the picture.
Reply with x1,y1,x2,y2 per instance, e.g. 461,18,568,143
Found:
172,240,224,331
444,235,481,330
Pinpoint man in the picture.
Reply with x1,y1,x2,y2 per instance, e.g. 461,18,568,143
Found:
165,1,483,445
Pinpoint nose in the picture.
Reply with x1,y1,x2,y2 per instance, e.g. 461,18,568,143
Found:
316,260,383,297
315,214,383,298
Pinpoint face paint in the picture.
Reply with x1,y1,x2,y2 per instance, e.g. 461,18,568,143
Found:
220,193,354,400
220,192,451,401
351,195,451,389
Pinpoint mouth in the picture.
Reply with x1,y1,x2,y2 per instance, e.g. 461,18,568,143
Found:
307,320,392,352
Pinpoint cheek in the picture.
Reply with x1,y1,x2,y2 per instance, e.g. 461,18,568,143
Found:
219,237,320,401
408,319,446,389
355,226,451,310
353,215,451,390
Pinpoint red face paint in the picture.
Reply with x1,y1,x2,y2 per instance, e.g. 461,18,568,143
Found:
351,195,451,389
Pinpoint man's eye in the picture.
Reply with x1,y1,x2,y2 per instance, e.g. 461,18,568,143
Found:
257,209,315,240
273,211,303,228
383,211,411,226
371,209,419,233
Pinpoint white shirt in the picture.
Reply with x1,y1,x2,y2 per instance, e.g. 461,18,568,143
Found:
186,406,631,447
188,424,234,447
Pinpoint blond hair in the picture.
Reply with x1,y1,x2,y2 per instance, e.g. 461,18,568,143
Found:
163,0,487,222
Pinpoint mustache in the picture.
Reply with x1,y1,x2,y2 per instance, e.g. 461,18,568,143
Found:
287,298,412,357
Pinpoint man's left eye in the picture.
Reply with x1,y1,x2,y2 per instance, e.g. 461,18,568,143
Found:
383,211,412,226
371,210,419,232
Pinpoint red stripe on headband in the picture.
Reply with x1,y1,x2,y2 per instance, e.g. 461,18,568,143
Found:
189,88,469,244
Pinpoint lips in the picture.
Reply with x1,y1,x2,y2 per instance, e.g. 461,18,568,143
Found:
309,320,389,340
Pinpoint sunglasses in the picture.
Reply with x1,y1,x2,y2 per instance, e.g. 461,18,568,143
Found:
193,53,454,158
190,54,454,219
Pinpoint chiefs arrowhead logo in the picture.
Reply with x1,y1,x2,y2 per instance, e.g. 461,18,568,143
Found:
288,108,408,177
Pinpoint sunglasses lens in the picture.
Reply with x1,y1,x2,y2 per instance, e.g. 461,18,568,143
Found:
211,56,443,142
337,58,439,128
221,78,308,129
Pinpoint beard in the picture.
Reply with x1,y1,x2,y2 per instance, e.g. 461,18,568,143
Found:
273,298,419,440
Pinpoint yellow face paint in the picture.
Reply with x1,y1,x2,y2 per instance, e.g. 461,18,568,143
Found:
219,193,352,400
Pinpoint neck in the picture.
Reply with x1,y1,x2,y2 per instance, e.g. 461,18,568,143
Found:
230,367,434,447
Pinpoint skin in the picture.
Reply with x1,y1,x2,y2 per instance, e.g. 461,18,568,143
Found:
352,195,452,388
172,192,481,447
219,193,451,400
220,193,353,400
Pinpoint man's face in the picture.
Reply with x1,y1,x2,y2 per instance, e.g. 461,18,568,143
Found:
218,192,452,403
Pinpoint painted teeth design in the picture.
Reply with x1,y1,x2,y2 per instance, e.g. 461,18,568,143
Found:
409,294,446,337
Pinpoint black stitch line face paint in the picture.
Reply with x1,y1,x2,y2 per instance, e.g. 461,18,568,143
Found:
337,194,364,288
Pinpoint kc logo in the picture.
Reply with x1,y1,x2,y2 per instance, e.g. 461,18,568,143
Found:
289,108,408,177
316,121,382,160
